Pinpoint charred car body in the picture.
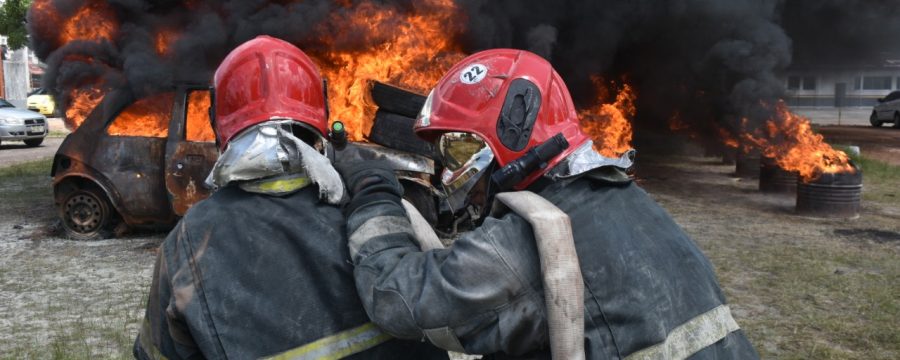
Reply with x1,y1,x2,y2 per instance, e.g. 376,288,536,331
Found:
52,85,218,239
52,82,439,240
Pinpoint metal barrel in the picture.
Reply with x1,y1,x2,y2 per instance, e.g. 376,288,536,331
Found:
796,165,863,219
735,151,761,178
759,158,799,193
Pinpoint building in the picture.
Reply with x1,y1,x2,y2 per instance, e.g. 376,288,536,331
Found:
782,56,900,108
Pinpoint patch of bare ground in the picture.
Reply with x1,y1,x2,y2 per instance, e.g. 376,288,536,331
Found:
637,154,899,359
0,160,163,359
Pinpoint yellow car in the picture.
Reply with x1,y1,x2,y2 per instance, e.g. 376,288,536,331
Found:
26,88,59,117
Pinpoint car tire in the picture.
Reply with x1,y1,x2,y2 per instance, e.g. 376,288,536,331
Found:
870,112,882,127
894,113,900,129
60,187,117,240
24,138,43,147
370,81,428,119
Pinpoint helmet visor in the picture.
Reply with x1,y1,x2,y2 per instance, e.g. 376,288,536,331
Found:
437,132,488,172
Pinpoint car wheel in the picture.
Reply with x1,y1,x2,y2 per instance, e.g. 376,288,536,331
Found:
370,81,428,119
894,113,900,129
24,138,44,147
61,188,116,240
870,112,882,127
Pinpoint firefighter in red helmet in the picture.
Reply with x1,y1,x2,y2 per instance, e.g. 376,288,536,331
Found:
134,36,447,360
339,49,759,359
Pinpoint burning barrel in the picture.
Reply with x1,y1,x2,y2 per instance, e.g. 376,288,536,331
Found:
734,150,761,178
759,157,798,193
796,164,862,219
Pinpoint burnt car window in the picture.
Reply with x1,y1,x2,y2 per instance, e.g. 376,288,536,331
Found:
886,91,900,102
107,92,174,138
186,90,215,142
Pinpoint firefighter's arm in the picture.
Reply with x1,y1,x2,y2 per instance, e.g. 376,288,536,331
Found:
339,162,549,356
134,223,203,360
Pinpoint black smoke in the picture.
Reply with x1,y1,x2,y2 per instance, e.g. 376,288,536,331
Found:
28,0,900,148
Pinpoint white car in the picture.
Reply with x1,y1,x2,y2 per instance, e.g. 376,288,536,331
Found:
870,91,900,128
0,98,48,148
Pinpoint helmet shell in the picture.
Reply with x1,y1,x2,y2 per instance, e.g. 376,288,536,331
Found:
415,49,590,189
213,36,327,150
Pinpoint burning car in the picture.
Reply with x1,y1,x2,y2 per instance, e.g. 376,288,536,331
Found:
52,82,440,240
52,85,217,239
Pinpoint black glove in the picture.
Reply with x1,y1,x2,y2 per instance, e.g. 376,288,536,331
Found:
335,160,404,215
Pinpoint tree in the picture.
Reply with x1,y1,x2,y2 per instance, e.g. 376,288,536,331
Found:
0,0,32,50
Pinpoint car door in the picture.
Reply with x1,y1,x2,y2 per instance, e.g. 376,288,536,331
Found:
879,91,900,120
164,86,218,216
92,92,175,224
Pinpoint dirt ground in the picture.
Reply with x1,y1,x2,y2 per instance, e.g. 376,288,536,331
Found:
0,125,897,359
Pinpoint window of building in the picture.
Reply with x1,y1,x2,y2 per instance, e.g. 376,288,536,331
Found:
787,76,801,90
185,90,215,142
107,92,174,137
855,77,861,90
802,76,816,90
896,77,900,89
862,76,893,90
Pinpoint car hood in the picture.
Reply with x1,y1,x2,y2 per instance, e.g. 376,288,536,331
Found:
27,95,53,103
0,107,45,119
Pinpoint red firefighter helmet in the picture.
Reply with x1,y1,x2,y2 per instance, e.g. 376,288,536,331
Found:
212,35,328,150
415,49,590,189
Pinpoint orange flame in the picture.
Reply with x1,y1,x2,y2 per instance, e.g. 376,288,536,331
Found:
579,77,636,158
716,126,740,149
107,93,174,138
742,101,854,181
668,112,691,132
64,88,105,130
155,29,180,57
60,0,118,44
315,0,465,141
186,91,215,142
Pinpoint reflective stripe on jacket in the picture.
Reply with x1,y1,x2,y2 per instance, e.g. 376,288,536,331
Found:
133,185,448,360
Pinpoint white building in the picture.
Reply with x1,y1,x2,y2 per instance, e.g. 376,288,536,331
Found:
782,57,900,108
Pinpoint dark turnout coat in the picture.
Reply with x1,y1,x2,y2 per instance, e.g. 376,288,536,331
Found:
134,185,448,360
348,168,759,359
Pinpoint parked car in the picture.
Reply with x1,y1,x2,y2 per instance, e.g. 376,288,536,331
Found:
870,90,900,128
0,98,48,148
27,88,59,117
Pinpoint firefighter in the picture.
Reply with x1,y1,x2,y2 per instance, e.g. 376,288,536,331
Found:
338,49,759,359
133,36,448,360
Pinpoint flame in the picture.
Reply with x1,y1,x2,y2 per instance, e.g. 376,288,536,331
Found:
64,88,105,130
156,29,180,57
742,101,854,181
315,0,465,141
186,91,215,142
60,0,118,44
579,77,636,158
668,112,691,132
107,93,174,138
716,126,740,149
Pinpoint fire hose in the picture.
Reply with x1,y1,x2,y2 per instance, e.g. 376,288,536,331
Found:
402,192,586,359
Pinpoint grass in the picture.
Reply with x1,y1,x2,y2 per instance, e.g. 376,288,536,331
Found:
840,150,900,205
0,158,54,212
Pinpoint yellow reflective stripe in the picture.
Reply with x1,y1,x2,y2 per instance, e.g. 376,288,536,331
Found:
263,322,392,360
626,304,740,360
257,177,311,193
138,318,169,360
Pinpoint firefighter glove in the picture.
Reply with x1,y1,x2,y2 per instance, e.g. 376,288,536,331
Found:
335,160,403,216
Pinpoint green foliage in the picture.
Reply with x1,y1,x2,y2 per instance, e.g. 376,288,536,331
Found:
0,0,33,50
